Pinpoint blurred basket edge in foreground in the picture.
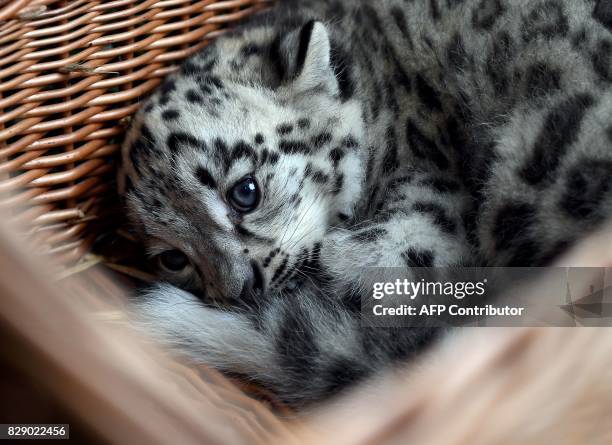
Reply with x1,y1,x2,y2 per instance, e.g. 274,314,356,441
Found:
2,213,612,444
0,0,271,265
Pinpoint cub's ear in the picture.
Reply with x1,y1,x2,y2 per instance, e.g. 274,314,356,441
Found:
273,20,338,95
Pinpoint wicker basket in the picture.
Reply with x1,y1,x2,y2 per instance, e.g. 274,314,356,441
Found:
0,0,270,264
2,2,612,443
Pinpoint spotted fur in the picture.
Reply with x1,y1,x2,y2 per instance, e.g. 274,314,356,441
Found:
121,0,612,407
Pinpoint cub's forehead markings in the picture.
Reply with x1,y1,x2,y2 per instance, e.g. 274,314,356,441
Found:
303,162,313,178
213,137,229,152
231,141,257,161
180,60,201,76
269,152,280,164
161,79,176,93
160,135,259,177
166,132,203,152
202,75,224,89
161,109,180,121
333,173,344,195
188,58,218,76
186,89,204,104
297,118,311,129
312,132,333,149
279,140,310,154
210,140,259,175
195,166,218,190
181,45,218,74
158,78,176,106
311,170,330,185
258,148,270,167
329,147,345,167
276,123,294,135
200,84,213,95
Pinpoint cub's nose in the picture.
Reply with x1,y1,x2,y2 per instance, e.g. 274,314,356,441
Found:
238,261,264,301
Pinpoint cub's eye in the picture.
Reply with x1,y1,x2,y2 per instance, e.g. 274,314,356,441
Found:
158,249,189,272
229,176,259,213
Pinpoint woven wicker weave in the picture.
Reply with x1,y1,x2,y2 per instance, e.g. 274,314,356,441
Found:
0,0,270,264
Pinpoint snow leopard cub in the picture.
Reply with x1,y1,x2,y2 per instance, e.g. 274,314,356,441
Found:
121,0,612,407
